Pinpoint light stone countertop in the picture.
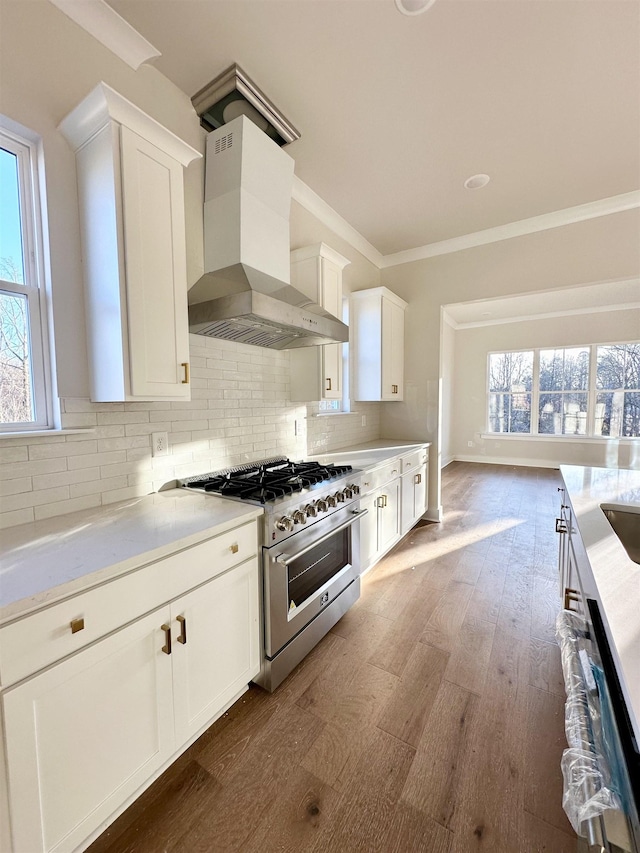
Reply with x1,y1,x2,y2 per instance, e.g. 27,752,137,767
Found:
310,439,431,469
560,464,640,743
0,489,263,624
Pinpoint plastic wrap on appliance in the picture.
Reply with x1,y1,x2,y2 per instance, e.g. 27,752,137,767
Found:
555,610,622,835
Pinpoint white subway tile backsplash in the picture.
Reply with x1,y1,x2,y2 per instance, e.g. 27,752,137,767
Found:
0,335,382,528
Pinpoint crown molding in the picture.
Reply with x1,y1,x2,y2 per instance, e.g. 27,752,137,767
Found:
291,177,383,268
381,191,640,268
59,82,201,166
444,300,640,330
292,183,639,270
48,0,161,70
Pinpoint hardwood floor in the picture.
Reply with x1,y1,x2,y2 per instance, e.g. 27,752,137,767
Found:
88,462,576,853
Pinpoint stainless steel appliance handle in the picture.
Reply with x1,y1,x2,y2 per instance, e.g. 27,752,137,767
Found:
274,509,369,567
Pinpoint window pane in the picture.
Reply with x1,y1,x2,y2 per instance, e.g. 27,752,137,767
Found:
540,347,589,391
596,345,626,390
0,147,25,284
624,343,640,390
489,392,531,433
0,290,34,424
623,391,640,437
488,351,533,392
538,392,588,435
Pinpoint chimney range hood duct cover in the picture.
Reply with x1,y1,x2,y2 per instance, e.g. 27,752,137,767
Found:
188,114,349,349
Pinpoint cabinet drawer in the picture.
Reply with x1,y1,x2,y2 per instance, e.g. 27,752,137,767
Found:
370,459,401,492
401,449,423,473
0,521,258,687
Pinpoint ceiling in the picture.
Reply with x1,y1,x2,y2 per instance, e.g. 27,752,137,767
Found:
105,0,640,257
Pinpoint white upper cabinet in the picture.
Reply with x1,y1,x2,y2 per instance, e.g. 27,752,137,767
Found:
59,83,201,402
351,286,407,401
289,243,350,403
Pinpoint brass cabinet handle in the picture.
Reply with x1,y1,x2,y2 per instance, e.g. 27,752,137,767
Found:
181,362,190,384
229,542,239,554
391,384,398,394
161,623,172,655
70,617,85,634
326,378,332,391
564,588,581,612
176,615,187,645
376,496,384,509
555,517,568,534
414,473,421,484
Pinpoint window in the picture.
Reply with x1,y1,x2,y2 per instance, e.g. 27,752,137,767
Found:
538,346,589,435
487,343,640,438
488,350,533,433
0,124,50,431
595,343,640,438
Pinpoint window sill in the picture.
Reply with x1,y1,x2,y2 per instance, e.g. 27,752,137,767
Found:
480,433,639,444
0,428,96,440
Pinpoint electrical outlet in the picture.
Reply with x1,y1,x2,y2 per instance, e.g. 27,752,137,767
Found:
361,415,367,427
467,440,475,448
152,431,169,457
294,419,304,437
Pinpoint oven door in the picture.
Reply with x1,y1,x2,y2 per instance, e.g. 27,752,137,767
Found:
263,504,366,658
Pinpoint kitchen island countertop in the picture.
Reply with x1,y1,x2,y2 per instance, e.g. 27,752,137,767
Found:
0,490,262,624
561,464,640,744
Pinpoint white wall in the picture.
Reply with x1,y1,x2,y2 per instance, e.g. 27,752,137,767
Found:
448,307,640,469
440,314,456,468
0,0,383,529
381,209,640,513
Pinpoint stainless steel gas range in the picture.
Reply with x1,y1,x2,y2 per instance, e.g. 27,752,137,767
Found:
180,457,366,691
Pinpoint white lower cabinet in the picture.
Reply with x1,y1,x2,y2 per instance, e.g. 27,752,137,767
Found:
401,463,427,533
360,478,401,573
3,608,175,853
172,558,260,744
1,543,260,853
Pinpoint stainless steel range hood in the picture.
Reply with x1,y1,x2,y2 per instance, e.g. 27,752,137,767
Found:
188,114,349,349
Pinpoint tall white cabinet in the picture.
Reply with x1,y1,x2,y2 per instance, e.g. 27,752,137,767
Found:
59,83,201,402
351,287,407,401
289,244,350,402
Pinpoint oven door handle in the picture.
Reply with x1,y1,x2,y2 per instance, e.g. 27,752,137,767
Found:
274,509,369,567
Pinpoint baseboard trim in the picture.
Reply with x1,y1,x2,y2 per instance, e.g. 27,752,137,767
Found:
424,506,443,522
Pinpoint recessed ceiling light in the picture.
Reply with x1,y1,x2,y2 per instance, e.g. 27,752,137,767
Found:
395,0,437,16
464,174,491,190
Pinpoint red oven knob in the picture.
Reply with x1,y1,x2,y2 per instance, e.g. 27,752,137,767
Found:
304,503,317,518
293,510,307,525
275,516,294,533
316,499,328,512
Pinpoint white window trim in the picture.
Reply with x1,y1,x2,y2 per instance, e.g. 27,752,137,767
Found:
486,341,640,439
0,120,54,433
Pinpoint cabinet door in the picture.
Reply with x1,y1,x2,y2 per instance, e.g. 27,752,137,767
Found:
121,126,190,399
322,343,342,400
377,479,401,554
320,258,342,319
171,558,260,745
359,492,379,573
3,607,174,853
381,298,404,400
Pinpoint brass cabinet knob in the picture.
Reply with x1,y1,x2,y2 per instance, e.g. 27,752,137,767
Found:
229,542,239,554
70,617,85,634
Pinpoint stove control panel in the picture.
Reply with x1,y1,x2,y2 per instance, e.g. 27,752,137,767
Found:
272,480,362,535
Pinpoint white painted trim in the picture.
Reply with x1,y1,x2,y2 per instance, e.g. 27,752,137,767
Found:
441,454,455,468
424,507,443,523
446,299,640,330
58,82,201,166
0,429,96,440
381,192,640,268
290,242,351,270
479,433,639,445
291,177,383,268
48,0,161,70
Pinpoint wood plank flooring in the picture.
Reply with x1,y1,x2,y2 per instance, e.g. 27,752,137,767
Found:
88,462,576,853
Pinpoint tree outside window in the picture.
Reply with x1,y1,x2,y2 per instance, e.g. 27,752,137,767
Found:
538,346,589,435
